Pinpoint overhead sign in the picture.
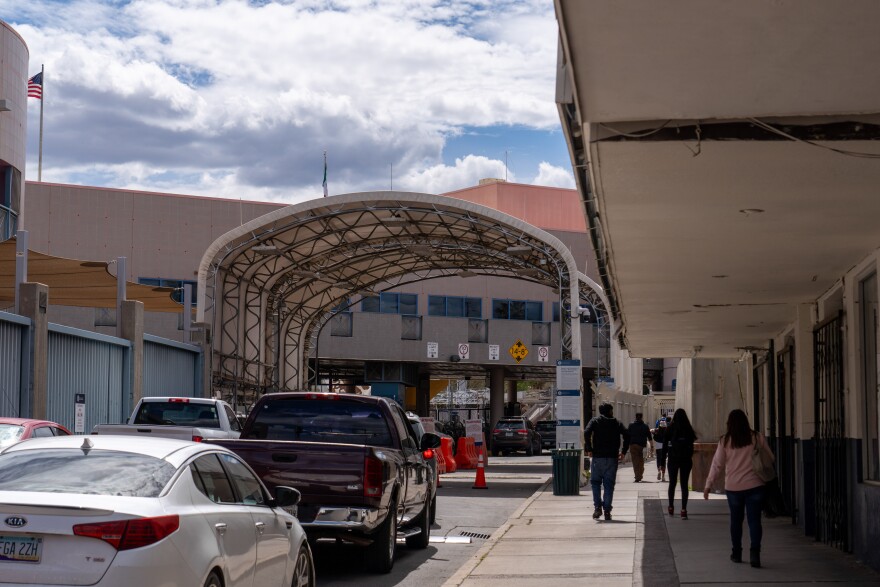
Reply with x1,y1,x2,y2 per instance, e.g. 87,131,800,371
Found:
458,343,470,360
508,339,528,363
488,345,500,361
537,346,549,362
427,342,439,359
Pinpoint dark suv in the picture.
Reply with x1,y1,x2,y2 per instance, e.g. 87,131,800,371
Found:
535,420,557,449
492,418,542,456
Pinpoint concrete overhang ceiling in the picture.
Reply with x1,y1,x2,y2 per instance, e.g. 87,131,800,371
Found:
555,0,880,358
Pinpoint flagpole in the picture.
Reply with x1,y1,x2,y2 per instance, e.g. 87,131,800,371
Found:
322,150,328,197
38,64,44,182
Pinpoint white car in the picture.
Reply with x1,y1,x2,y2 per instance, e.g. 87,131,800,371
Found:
0,435,315,587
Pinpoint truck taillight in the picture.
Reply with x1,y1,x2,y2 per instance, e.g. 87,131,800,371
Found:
304,393,340,400
364,456,383,498
422,449,434,460
192,435,204,442
168,398,189,403
517,429,528,435
492,429,501,435
73,515,179,550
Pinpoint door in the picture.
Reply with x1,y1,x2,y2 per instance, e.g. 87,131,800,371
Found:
191,454,257,586
218,453,291,586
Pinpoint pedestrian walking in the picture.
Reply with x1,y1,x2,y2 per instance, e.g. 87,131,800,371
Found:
653,419,668,481
666,408,697,519
627,413,651,482
584,402,630,521
704,409,775,568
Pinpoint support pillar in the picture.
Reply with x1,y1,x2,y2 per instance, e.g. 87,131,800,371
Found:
192,322,213,398
18,283,48,419
489,367,505,431
506,379,518,416
416,374,430,417
119,300,144,409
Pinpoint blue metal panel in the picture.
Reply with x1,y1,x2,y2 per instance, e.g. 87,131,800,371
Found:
47,330,129,432
143,338,199,398
0,312,27,417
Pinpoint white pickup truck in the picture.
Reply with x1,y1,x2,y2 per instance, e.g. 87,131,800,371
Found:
92,397,242,442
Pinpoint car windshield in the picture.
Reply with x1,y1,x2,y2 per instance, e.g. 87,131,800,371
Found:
536,422,556,432
496,421,526,430
244,399,393,447
0,449,175,497
0,425,25,448
133,401,220,428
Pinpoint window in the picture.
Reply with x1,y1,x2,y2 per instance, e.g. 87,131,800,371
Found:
492,299,543,321
138,278,197,304
31,426,55,438
224,406,242,432
330,312,353,337
468,319,488,343
133,401,220,429
428,295,482,318
362,293,418,315
218,453,266,506
532,322,551,346
192,454,236,503
402,316,422,340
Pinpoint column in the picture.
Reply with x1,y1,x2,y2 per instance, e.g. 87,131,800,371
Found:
119,300,144,408
17,283,48,419
489,366,505,430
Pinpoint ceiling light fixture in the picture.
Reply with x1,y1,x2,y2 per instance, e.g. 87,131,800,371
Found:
252,244,280,256
505,245,531,256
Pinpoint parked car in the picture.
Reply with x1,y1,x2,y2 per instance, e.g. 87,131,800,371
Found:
0,435,314,587
93,396,242,442
0,418,71,448
535,420,558,449
491,418,542,456
406,412,437,524
212,392,441,573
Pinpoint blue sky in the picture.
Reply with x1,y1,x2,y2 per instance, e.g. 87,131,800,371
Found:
4,0,574,203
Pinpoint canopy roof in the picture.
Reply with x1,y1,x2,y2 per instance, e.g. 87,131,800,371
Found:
0,238,181,312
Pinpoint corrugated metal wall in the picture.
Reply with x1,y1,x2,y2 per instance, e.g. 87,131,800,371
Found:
47,329,128,431
143,336,200,398
0,311,27,418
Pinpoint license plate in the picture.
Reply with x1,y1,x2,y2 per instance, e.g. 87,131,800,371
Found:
0,535,43,563
505,432,513,437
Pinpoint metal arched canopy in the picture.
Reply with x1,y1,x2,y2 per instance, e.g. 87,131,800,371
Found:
196,191,605,394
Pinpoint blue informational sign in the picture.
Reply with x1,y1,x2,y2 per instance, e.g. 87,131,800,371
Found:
555,360,582,449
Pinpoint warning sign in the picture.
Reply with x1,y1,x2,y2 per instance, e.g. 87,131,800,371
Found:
508,340,529,363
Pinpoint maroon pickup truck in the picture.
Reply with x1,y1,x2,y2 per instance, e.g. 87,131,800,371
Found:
211,392,440,573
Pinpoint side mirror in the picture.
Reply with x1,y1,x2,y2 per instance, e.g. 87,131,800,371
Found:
420,432,441,450
273,486,301,509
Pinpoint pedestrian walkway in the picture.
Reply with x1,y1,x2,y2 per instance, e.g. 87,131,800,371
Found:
443,462,880,586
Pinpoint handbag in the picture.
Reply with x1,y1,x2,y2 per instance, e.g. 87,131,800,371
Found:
751,432,776,483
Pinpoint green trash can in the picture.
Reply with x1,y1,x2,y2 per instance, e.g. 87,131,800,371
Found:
551,447,582,496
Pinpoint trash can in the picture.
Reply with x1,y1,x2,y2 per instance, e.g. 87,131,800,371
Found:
551,448,582,496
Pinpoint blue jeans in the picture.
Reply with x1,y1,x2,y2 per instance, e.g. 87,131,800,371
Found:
590,457,618,511
726,485,765,551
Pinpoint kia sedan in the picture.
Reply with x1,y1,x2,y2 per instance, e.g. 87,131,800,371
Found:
0,435,314,587
0,418,71,448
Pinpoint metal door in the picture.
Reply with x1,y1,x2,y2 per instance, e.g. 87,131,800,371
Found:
813,312,848,550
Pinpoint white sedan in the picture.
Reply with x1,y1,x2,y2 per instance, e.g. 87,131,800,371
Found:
0,435,315,587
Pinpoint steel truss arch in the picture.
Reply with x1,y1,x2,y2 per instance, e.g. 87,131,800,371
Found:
197,192,607,398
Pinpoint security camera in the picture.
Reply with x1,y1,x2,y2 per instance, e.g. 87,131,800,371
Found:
577,305,592,315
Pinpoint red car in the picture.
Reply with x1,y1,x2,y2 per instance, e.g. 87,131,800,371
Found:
0,418,72,449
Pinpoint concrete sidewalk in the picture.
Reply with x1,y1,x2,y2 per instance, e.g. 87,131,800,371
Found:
443,462,880,586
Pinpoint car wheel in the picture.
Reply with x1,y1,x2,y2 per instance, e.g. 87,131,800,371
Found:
292,543,315,587
406,493,431,549
365,497,397,573
429,492,437,525
204,571,223,587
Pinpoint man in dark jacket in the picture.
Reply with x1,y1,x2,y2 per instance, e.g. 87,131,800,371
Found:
627,413,651,482
584,402,630,520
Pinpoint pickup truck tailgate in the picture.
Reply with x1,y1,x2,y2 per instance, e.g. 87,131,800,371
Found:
213,439,371,520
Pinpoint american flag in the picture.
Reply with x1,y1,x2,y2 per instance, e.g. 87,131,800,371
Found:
28,72,43,100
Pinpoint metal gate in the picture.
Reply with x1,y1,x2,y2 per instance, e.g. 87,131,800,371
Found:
0,311,28,417
814,312,848,550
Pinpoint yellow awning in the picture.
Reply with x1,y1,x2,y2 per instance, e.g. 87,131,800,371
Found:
0,239,182,313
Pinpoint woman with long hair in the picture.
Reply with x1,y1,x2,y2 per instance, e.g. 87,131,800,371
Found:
704,409,774,569
666,408,697,519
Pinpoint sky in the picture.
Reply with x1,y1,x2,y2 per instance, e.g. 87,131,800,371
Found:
3,0,575,205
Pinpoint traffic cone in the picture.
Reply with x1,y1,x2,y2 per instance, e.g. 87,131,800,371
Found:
472,446,488,489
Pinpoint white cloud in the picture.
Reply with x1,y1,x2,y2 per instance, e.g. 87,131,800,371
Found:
398,154,512,194
532,161,575,189
9,0,564,202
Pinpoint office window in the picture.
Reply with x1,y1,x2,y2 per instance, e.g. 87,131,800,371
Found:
492,299,543,321
468,319,488,343
402,316,422,340
532,322,551,345
361,293,418,315
138,277,197,304
330,313,353,337
428,295,481,318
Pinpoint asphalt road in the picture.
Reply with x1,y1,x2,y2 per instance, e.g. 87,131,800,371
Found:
313,453,552,586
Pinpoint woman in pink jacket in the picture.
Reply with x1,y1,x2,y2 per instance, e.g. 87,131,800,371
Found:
703,409,774,569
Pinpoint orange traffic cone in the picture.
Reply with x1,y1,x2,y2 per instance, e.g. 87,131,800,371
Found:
472,446,488,489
